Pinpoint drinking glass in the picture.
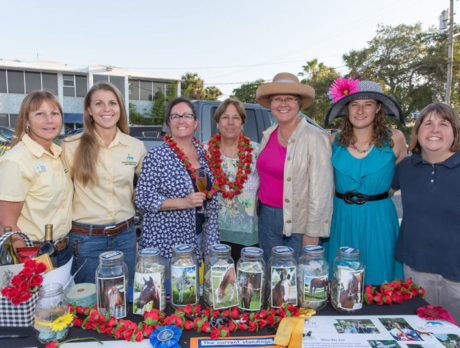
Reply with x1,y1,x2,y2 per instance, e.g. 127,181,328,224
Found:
196,168,207,214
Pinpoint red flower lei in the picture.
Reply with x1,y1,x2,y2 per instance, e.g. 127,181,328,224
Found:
164,135,217,199
206,133,253,200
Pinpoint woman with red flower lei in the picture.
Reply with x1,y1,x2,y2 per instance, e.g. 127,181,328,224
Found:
206,98,260,261
135,97,219,261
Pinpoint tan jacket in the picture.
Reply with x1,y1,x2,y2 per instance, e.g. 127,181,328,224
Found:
259,118,334,237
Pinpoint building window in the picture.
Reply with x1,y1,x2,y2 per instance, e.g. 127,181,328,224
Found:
7,70,25,94
129,79,140,100
42,73,58,95
64,74,87,97
93,75,124,98
25,71,41,93
0,114,8,127
0,70,6,93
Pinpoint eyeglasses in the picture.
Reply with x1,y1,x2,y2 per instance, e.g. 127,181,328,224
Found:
169,113,195,121
271,96,298,105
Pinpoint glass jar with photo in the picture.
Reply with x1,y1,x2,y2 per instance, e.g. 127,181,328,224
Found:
203,244,237,309
236,247,265,312
96,250,128,319
297,245,329,310
268,246,298,308
170,244,198,308
133,248,166,314
331,246,365,313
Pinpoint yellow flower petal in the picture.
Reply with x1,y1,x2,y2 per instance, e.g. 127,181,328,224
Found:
50,313,74,332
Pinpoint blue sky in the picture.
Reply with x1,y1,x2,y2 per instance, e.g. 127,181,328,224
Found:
0,0,449,97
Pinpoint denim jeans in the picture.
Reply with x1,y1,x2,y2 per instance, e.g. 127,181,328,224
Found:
57,242,72,267
70,221,137,286
258,203,302,263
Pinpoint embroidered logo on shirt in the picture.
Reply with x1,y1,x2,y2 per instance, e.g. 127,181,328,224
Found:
34,163,47,173
122,153,136,165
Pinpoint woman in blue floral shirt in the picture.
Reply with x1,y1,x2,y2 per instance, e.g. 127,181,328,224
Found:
135,97,219,260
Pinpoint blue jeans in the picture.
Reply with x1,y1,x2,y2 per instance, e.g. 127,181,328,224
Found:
70,221,137,286
258,203,302,263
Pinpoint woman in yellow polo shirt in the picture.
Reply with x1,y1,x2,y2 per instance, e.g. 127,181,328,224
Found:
0,91,73,266
62,82,146,285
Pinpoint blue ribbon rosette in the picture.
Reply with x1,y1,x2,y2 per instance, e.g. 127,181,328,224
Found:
150,325,182,348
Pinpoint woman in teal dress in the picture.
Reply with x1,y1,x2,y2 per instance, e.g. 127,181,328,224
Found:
324,79,407,285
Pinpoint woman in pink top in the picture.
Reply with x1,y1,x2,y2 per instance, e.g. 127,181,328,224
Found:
255,73,334,261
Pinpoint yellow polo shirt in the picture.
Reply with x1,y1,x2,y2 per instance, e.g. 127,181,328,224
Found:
62,129,146,225
0,134,73,241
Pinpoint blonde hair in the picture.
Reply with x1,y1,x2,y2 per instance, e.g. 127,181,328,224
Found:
409,102,460,154
11,91,63,147
71,81,129,186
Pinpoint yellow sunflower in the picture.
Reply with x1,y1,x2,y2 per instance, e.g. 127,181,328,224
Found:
50,313,74,332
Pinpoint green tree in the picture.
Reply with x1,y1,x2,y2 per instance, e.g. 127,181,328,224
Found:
231,79,265,103
151,90,166,125
166,83,178,103
298,59,339,126
181,72,222,100
129,103,154,125
204,86,222,100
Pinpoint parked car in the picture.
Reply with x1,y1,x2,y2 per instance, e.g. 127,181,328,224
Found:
0,126,14,143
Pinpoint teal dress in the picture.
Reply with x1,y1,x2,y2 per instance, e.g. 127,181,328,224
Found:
326,139,403,285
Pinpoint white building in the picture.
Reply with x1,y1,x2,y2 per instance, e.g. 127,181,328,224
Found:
0,59,180,129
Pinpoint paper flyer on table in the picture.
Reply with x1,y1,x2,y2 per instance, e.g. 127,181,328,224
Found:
302,314,460,347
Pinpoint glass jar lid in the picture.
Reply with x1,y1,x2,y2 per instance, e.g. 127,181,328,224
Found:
173,244,194,254
272,246,294,256
99,250,124,261
139,248,160,256
337,246,360,259
241,247,263,257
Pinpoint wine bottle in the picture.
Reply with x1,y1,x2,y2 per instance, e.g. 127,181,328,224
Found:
38,224,57,263
0,226,14,265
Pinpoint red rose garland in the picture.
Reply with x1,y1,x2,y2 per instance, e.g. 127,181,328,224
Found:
206,132,253,200
164,135,218,199
363,278,425,305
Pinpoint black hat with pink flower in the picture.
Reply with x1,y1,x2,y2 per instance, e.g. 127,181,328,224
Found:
324,78,404,126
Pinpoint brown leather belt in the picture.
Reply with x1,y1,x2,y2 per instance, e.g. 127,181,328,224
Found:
71,217,134,236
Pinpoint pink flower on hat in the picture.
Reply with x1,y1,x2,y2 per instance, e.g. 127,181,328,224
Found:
328,77,360,103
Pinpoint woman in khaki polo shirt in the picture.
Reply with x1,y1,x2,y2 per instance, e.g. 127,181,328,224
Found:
62,82,146,285
0,91,73,266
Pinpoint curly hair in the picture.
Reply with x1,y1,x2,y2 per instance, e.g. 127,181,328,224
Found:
337,101,393,148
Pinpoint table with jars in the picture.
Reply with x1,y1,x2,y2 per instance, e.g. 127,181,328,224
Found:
0,244,428,347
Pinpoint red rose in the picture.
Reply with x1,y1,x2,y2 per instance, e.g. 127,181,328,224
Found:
11,296,21,305
278,306,286,318
240,313,249,322
143,324,154,337
260,309,268,319
219,325,230,337
383,294,393,305
257,319,267,329
11,275,23,286
269,308,277,316
231,306,239,319
134,330,144,342
184,320,193,330
98,323,107,334
113,328,124,339
228,320,236,332
201,321,210,333
401,290,413,300
35,262,47,274
393,293,404,304
212,309,220,318
193,317,201,329
210,326,220,339
266,315,275,326
203,307,211,318
418,287,425,297
287,305,299,316
222,309,230,317
374,293,384,305
247,320,257,332
24,259,36,269
45,341,59,348
30,274,43,286
123,329,134,342
73,318,83,327
106,316,117,326
364,292,373,304
19,268,33,278
238,322,246,331
19,291,30,302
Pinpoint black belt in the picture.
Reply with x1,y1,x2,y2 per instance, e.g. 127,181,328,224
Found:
335,191,389,205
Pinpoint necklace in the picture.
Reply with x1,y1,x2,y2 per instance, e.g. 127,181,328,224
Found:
164,135,217,199
350,141,374,154
206,132,253,200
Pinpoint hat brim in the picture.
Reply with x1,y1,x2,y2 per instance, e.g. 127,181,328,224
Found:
256,82,315,109
324,91,405,126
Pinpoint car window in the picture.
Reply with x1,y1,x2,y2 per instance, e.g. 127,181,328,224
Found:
0,127,14,140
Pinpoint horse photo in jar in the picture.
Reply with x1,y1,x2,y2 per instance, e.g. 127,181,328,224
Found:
171,266,197,305
98,277,126,319
237,270,262,311
133,275,161,314
304,276,328,303
337,269,364,310
212,265,237,309
271,266,297,307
